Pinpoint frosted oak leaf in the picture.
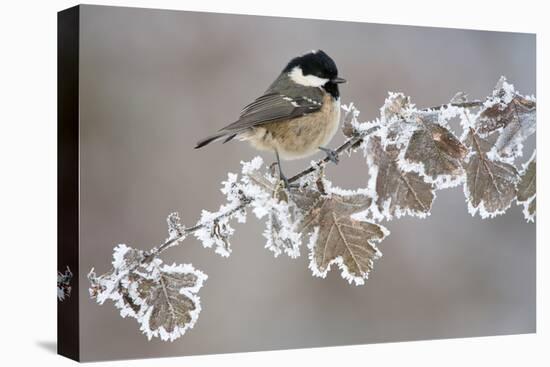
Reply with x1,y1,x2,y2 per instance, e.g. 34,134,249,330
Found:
129,261,206,341
88,244,207,342
86,78,536,344
381,92,411,122
365,136,435,220
294,186,388,285
477,78,536,161
462,129,519,218
403,115,468,188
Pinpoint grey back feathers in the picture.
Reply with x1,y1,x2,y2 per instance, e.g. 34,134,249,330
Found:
195,73,325,149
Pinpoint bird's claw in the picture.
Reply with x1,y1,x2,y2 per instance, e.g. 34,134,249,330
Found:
319,147,339,165
272,162,291,189
278,174,301,191
280,175,291,189
276,169,298,190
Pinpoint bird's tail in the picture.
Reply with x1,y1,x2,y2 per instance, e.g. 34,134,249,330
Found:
195,131,238,149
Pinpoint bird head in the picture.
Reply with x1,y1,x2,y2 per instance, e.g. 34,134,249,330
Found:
283,50,346,95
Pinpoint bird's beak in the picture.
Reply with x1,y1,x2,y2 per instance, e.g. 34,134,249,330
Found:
332,77,347,84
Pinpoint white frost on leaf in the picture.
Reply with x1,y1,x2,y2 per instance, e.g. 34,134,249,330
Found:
458,108,480,140
360,133,435,221
263,200,302,258
476,76,536,163
88,244,138,306
199,156,303,259
193,210,234,257
192,169,252,257
220,172,248,224
380,92,412,123
167,212,185,240
478,76,516,116
462,183,514,219
369,93,468,190
87,80,536,343
458,77,536,218
57,266,73,301
88,244,207,342
493,76,516,104
520,196,536,223
461,131,519,219
450,91,468,104
240,157,303,258
516,150,536,222
160,212,187,252
296,181,388,286
341,102,364,137
130,260,207,341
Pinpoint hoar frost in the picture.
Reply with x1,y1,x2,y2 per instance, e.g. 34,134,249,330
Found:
516,151,536,222
88,76,535,343
88,244,207,342
57,266,73,301
295,182,389,285
192,171,248,257
240,157,302,258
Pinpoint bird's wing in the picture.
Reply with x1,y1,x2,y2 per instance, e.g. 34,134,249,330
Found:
218,89,324,134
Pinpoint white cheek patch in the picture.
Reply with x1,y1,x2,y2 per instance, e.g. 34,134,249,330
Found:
289,66,329,87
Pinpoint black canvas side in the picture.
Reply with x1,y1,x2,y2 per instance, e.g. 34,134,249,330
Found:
57,5,80,362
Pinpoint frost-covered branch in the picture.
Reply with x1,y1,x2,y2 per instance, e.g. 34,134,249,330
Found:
88,77,536,342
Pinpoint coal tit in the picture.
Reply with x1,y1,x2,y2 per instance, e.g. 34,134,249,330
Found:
195,49,346,186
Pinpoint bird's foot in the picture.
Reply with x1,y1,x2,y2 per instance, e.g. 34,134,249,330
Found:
280,174,291,190
270,162,292,189
273,150,300,189
319,147,339,165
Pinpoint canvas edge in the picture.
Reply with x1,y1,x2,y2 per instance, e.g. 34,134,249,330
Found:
57,4,80,362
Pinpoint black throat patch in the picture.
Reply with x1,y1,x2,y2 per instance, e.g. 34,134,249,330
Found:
323,81,340,99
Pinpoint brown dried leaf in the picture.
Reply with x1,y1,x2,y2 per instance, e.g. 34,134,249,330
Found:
477,93,536,160
463,130,519,218
296,189,387,285
404,117,468,186
341,104,358,138
133,266,203,341
367,136,435,219
88,245,207,342
290,185,322,213
478,95,535,134
381,92,411,121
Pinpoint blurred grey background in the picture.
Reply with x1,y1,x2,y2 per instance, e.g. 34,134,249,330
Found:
78,5,536,362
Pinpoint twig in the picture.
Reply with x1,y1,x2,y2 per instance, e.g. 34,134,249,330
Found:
146,132,370,259
146,100,482,259
426,100,484,111
288,127,378,183
146,198,251,259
